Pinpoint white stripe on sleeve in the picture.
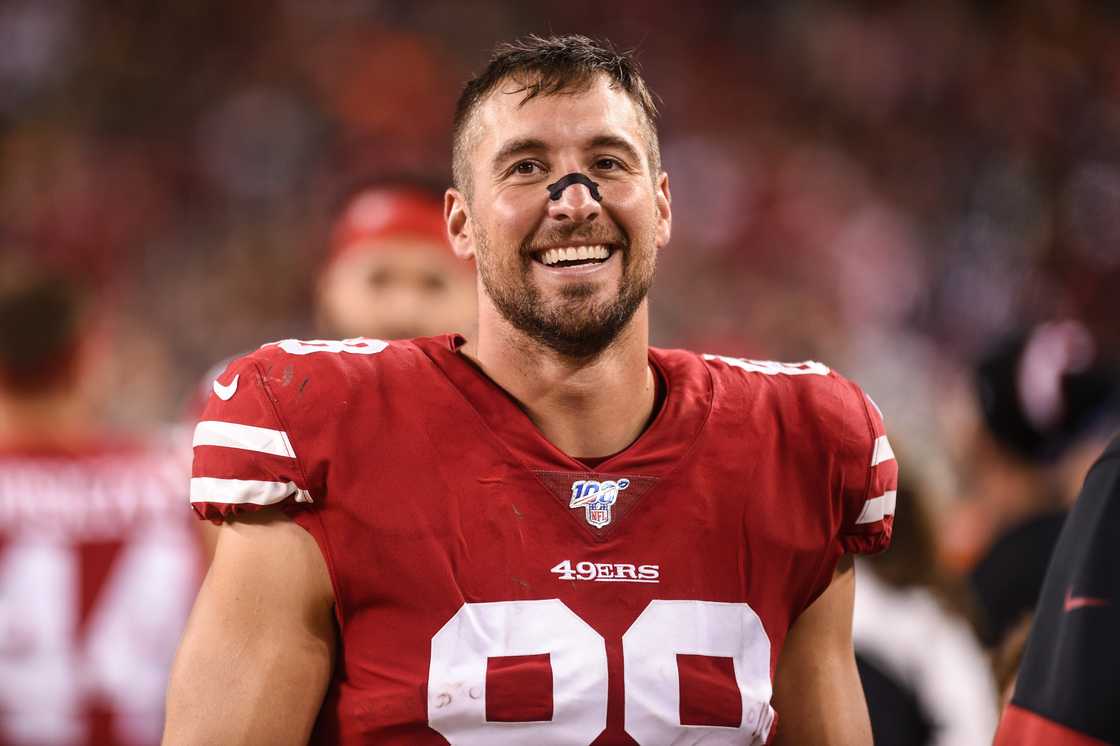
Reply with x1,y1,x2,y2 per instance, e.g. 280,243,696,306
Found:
870,435,895,467
190,477,312,505
855,490,897,525
193,420,296,458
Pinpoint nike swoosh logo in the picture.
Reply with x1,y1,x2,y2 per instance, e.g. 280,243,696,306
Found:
213,374,239,401
1064,588,1110,612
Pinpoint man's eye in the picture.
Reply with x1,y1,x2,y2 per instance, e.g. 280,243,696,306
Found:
512,161,540,175
421,273,448,293
595,158,622,171
367,268,392,289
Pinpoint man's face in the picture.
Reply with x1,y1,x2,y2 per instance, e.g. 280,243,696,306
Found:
317,239,476,340
453,74,671,357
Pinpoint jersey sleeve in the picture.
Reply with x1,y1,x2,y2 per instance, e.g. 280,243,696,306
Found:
836,383,897,555
994,437,1120,746
189,351,318,523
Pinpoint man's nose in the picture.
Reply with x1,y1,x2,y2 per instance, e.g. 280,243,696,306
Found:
546,180,600,224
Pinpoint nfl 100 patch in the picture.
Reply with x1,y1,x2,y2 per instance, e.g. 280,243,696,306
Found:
569,479,631,528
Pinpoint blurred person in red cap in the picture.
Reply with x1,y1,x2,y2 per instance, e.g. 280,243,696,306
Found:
315,180,476,340
0,255,199,746
184,180,475,421
167,35,896,745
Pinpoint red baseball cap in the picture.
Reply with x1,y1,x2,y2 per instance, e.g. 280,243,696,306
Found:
327,186,458,270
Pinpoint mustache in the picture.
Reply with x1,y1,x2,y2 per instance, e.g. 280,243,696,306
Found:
522,227,628,254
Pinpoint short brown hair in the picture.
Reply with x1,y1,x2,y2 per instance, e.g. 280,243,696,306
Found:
452,35,661,194
0,257,86,393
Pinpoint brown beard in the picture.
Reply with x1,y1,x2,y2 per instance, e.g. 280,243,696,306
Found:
475,223,655,358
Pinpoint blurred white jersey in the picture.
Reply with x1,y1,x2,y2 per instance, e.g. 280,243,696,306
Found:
854,562,999,746
0,436,200,746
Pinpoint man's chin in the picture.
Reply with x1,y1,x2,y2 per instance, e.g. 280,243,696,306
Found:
483,270,647,357
526,323,622,358
518,301,639,358
555,282,598,301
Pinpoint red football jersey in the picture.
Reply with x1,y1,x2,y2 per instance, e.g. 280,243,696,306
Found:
191,335,897,745
0,438,201,746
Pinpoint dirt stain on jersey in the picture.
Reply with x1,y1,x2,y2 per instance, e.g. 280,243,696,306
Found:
434,681,464,708
511,504,524,519
299,377,309,395
282,364,294,387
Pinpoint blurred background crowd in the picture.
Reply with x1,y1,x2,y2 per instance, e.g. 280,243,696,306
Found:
1,1,1119,744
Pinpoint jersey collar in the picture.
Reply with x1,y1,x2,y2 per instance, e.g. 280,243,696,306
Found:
414,334,713,478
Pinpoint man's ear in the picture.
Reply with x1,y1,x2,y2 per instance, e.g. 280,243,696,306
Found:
655,171,672,249
445,188,476,260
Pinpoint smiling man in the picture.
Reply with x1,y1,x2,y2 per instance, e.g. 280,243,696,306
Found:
164,36,896,745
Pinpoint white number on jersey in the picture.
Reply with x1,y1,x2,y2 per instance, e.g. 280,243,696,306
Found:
703,354,830,377
0,530,197,745
274,338,389,356
428,600,608,745
427,599,774,745
623,600,774,743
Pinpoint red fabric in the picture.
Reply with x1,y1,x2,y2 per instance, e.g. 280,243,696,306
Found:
189,335,896,744
995,703,1109,746
485,653,554,722
77,540,126,636
328,186,450,267
677,654,742,727
189,354,313,523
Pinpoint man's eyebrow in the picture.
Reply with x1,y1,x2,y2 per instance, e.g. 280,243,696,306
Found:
587,134,643,164
491,137,547,172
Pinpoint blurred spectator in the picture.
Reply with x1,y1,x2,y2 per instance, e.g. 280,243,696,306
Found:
0,255,199,745
315,180,476,340
942,322,1119,649
187,179,475,413
994,432,1120,745
854,478,998,746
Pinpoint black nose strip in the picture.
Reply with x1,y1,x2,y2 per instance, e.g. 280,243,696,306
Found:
547,173,603,203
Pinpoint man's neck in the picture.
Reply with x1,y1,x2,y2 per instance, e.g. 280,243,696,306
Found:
462,302,656,459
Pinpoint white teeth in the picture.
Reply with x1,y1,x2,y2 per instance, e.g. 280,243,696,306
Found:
539,244,611,266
